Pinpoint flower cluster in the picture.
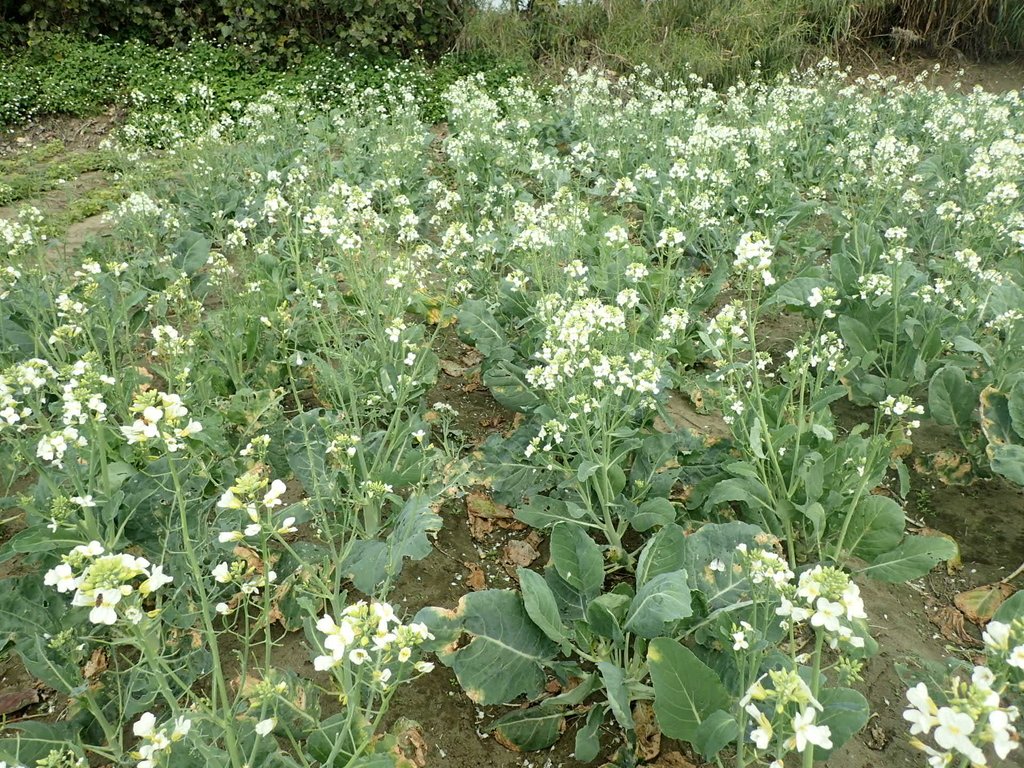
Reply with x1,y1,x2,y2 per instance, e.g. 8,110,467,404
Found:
313,601,435,686
742,668,833,756
132,712,192,768
880,394,925,436
217,469,296,542
733,231,776,287
904,619,1022,766
44,542,173,625
121,390,203,452
777,565,868,649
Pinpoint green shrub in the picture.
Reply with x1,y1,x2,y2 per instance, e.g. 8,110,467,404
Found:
8,0,469,61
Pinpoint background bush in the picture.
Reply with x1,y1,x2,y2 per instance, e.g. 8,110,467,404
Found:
3,0,469,61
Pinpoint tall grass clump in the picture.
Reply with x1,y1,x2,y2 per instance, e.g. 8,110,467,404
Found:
459,0,829,86
458,0,1022,84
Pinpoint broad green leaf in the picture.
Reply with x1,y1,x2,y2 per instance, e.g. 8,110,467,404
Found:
748,417,765,459
1008,379,1024,436
928,367,976,429
859,536,958,582
518,567,570,649
577,459,602,482
430,590,559,705
484,359,542,413
631,496,677,532
993,591,1024,623
683,522,766,610
842,495,905,560
989,443,1024,486
763,277,827,309
342,541,388,595
482,429,549,505
648,638,730,742
586,593,629,643
607,464,627,495
172,230,211,274
545,673,601,708
549,523,604,597
980,386,1017,445
693,710,738,760
490,706,566,751
457,300,511,357
285,410,334,497
597,661,634,730
2,528,84,558
386,494,442,571
516,495,576,528
705,477,772,511
624,571,692,637
952,335,993,366
574,705,604,763
545,566,588,621
815,688,870,756
341,494,441,593
635,523,687,587
838,314,875,360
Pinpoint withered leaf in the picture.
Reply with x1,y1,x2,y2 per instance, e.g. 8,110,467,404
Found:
82,649,108,680
954,582,1016,626
634,700,661,761
0,688,39,716
464,561,487,591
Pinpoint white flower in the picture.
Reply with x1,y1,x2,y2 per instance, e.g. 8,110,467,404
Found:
904,683,937,736
254,718,276,737
983,622,1010,651
810,598,844,633
172,716,191,738
217,489,243,509
746,703,772,750
791,707,832,752
414,661,435,674
212,562,231,583
88,590,123,625
43,563,79,593
349,648,371,665
140,565,173,594
219,530,243,543
933,707,976,756
133,712,157,738
262,479,286,508
1008,645,1024,670
313,654,337,671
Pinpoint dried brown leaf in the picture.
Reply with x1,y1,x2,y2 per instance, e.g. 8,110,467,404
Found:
503,539,540,568
82,649,108,680
644,751,696,768
440,360,466,378
928,605,979,646
634,700,661,761
0,688,39,716
464,561,487,591
954,583,1016,626
393,719,429,767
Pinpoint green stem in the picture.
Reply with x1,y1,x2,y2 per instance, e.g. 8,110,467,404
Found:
167,458,244,767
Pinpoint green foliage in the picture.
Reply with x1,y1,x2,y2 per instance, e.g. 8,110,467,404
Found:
8,0,468,62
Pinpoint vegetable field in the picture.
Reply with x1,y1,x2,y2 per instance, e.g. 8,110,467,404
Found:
1,60,1023,768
